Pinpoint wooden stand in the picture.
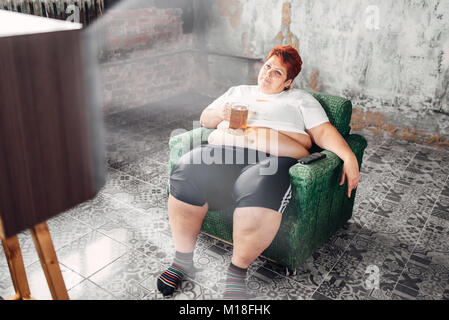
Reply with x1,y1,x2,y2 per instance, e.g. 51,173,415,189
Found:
0,11,104,301
0,220,69,300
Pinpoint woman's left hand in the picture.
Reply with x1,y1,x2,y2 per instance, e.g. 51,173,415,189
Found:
339,155,360,198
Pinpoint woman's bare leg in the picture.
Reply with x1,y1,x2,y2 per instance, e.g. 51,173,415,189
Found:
223,206,282,299
167,194,209,253
231,206,282,268
157,195,209,296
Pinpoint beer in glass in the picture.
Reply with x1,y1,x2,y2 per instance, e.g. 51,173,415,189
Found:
229,103,249,129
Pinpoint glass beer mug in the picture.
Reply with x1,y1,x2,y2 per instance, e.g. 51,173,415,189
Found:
229,103,249,130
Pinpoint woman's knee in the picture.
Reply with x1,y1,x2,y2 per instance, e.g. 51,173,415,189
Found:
168,194,208,215
232,207,282,266
233,207,280,228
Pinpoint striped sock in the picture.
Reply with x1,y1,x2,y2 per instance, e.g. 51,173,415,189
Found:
157,251,194,296
223,262,248,300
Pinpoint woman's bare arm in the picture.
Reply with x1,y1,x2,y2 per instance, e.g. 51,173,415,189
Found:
306,122,359,198
200,103,231,128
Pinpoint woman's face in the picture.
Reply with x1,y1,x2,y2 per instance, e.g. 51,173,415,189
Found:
257,55,293,94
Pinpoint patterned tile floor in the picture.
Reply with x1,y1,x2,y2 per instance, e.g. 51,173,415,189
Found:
1,92,448,300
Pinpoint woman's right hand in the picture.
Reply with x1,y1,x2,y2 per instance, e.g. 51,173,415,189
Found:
200,103,232,128
219,102,232,122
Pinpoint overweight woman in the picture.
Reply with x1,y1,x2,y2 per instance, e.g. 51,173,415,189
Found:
157,45,360,299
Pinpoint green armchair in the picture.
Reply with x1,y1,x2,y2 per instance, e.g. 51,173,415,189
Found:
168,91,368,271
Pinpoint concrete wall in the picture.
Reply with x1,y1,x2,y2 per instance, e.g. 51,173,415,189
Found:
193,0,449,140
92,0,449,141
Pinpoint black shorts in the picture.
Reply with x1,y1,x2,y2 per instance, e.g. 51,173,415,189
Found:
169,144,298,213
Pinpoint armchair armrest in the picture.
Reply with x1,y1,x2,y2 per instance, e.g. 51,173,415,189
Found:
270,134,367,266
276,133,367,256
289,150,341,187
168,127,214,171
288,133,368,213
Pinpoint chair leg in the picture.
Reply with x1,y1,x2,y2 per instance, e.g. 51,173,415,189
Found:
30,222,69,300
285,267,297,277
0,234,33,300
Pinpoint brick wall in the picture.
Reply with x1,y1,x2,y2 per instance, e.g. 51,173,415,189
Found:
0,0,104,25
96,7,196,115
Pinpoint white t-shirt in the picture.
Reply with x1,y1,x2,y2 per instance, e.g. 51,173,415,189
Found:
205,85,329,135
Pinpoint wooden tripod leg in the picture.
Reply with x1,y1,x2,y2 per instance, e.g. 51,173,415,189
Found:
0,235,33,300
30,222,69,300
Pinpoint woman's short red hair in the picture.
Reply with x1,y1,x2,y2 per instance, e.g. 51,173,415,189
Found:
266,45,303,82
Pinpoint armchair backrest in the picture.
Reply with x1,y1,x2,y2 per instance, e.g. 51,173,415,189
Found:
306,90,353,137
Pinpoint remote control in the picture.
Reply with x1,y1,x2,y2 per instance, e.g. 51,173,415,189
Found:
298,152,326,164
